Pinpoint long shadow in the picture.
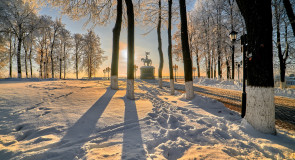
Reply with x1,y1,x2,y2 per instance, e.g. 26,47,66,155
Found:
26,87,117,159
121,97,146,160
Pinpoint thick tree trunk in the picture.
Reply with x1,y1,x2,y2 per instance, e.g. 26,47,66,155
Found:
168,0,175,95
17,36,22,78
125,0,135,99
236,0,276,134
157,0,164,88
111,0,123,90
179,0,194,99
283,0,295,37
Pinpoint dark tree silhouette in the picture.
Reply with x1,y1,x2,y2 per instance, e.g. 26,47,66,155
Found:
283,0,295,37
111,0,123,90
168,0,175,95
157,0,164,88
236,0,276,134
125,0,135,99
179,0,194,99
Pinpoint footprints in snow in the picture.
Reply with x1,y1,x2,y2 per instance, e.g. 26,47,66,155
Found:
15,92,74,117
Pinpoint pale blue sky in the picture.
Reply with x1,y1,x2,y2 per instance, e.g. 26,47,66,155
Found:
39,1,197,78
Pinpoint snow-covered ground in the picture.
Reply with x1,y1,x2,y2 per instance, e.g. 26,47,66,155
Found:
0,79,295,159
194,77,295,99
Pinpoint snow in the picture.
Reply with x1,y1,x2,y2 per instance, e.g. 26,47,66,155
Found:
0,79,295,159
194,77,295,99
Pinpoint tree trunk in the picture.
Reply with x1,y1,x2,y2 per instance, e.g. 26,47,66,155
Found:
168,0,175,95
29,46,33,78
75,47,78,79
17,36,22,78
50,31,57,78
179,0,194,99
231,44,235,79
275,1,285,89
196,51,200,77
111,0,123,89
125,0,135,100
236,0,276,134
283,0,295,37
23,43,28,78
217,5,222,79
40,49,43,78
157,0,164,88
226,58,230,79
63,43,66,79
9,33,12,78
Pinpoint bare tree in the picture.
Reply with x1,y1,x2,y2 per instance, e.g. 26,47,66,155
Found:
179,0,194,99
236,0,276,134
73,33,84,79
125,0,135,99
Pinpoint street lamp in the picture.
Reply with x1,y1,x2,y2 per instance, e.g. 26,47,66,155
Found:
192,67,196,79
230,30,238,80
134,65,138,79
173,64,178,82
241,34,247,118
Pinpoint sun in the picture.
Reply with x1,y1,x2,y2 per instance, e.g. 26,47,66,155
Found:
121,49,128,59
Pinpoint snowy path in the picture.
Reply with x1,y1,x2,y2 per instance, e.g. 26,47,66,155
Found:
0,79,295,159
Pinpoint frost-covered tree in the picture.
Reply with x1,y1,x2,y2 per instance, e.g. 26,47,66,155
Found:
73,33,84,79
82,30,105,79
0,0,39,78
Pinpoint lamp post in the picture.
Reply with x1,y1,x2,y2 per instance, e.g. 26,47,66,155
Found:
193,67,196,79
241,34,247,118
230,30,237,80
105,67,111,80
134,65,138,79
173,64,178,82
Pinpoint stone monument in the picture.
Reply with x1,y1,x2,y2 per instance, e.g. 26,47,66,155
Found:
140,52,155,79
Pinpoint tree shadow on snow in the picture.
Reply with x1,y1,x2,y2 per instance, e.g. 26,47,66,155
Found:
121,97,146,160
24,87,117,159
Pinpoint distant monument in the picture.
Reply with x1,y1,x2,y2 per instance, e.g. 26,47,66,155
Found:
140,52,155,79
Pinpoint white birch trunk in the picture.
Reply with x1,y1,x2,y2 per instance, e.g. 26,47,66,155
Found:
159,78,163,88
245,86,276,134
111,75,119,90
185,81,194,99
126,79,135,100
170,79,175,95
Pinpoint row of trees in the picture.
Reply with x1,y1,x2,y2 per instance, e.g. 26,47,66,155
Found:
1,0,295,135
0,0,105,79
172,0,295,90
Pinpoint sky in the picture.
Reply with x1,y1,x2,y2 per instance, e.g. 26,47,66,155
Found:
38,1,198,78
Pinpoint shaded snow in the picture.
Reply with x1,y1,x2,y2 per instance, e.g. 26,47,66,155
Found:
0,79,294,159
